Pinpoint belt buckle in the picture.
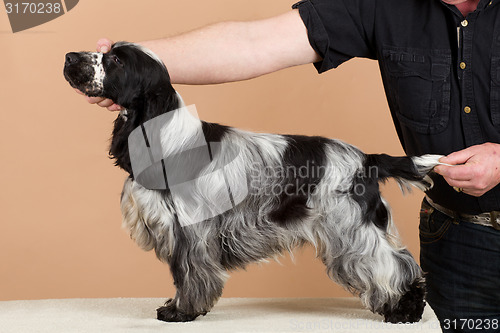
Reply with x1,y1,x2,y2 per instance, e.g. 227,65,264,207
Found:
489,211,500,231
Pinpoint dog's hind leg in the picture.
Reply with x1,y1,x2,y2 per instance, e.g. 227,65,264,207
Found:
317,198,425,323
157,223,228,322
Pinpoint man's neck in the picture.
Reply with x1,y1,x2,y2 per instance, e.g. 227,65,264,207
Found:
455,0,481,16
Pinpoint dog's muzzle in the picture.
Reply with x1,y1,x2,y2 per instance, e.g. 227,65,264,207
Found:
63,52,104,97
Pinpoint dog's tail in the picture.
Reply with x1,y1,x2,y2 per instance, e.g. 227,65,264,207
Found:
364,154,443,192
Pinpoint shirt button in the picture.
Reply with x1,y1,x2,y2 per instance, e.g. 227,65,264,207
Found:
461,20,469,27
464,106,472,114
460,62,466,69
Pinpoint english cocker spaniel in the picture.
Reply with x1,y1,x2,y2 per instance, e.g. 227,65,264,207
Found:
64,42,442,323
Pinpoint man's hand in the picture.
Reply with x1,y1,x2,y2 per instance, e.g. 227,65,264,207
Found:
76,38,122,111
434,143,500,197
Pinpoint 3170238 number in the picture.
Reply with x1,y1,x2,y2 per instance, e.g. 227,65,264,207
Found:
5,2,62,14
443,318,499,330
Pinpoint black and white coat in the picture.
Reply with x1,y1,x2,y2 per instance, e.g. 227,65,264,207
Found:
64,42,442,323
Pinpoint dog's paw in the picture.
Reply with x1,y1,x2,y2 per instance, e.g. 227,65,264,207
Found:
156,299,204,322
381,279,426,323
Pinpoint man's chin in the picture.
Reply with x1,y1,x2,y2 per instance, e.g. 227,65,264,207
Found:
441,0,469,5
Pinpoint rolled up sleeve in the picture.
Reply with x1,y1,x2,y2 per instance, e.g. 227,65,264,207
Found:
292,0,377,73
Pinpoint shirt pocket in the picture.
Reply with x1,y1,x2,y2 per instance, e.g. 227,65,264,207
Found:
490,56,500,129
382,46,451,134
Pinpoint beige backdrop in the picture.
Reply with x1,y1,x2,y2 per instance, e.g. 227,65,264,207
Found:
0,0,425,300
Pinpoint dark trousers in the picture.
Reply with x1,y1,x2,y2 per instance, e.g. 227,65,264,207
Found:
420,199,500,332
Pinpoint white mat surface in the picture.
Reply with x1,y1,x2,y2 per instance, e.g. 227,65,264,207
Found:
0,297,441,333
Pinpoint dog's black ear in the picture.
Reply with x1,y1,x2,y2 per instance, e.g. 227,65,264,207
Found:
144,85,180,120
115,83,145,111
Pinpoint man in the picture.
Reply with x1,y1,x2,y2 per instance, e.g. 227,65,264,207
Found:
79,0,500,331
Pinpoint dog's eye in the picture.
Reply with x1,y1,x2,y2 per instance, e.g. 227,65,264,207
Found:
111,55,123,66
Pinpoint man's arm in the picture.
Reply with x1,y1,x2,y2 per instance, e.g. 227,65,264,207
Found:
83,10,320,110
143,10,319,84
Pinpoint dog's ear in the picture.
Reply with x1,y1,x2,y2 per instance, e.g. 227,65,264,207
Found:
114,83,144,111
144,85,179,120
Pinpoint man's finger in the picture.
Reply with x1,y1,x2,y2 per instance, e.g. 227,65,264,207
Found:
434,164,474,181
97,99,115,108
442,178,472,189
440,147,475,165
107,104,122,111
97,38,113,53
462,189,484,197
85,96,105,104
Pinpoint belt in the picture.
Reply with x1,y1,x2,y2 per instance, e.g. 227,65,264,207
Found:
425,196,500,231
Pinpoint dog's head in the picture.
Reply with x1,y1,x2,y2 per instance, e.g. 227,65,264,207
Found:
64,42,177,116
64,42,180,174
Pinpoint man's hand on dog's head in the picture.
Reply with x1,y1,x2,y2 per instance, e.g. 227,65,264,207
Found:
75,38,123,112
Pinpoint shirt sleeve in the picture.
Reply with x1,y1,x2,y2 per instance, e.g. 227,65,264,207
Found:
292,0,377,73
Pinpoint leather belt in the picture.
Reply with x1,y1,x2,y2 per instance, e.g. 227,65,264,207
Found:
425,196,500,231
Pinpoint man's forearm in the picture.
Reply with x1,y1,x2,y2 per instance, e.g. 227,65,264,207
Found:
140,10,320,85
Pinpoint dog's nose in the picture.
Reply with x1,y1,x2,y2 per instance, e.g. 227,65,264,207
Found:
65,52,80,65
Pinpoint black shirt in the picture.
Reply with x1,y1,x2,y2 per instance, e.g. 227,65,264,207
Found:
293,0,500,214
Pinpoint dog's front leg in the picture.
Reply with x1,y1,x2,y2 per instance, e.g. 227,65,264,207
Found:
156,265,227,322
157,233,228,322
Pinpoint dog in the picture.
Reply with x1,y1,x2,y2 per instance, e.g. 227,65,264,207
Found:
64,42,442,323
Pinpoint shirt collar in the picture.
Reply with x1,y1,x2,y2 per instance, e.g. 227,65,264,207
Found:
439,0,493,16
